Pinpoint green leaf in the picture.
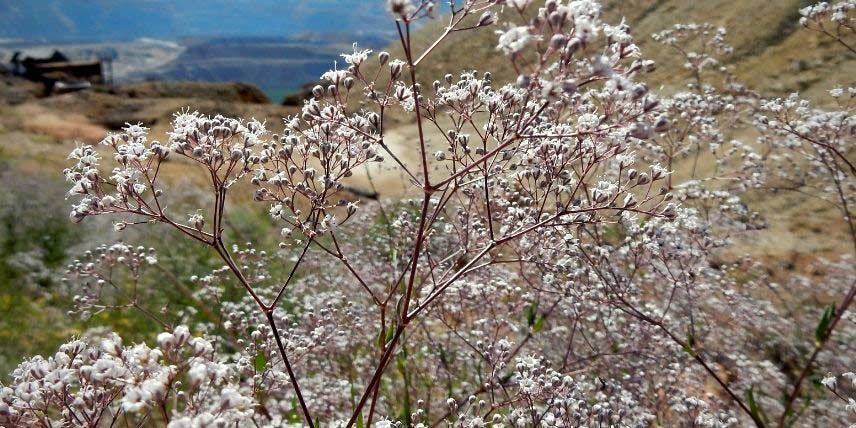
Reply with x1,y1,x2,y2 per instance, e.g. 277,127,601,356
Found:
438,344,448,365
377,327,386,349
681,330,695,355
526,304,536,327
386,325,396,344
745,386,768,428
532,315,546,333
253,353,267,372
396,341,412,428
288,399,301,423
815,304,836,343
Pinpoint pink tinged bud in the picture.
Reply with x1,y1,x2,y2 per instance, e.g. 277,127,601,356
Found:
562,80,577,95
654,116,671,133
661,203,677,219
623,194,637,208
156,332,175,349
390,60,404,79
312,85,325,98
629,122,652,140
70,210,86,223
478,12,496,27
565,38,582,55
367,112,381,130
174,325,190,346
643,60,656,72
550,34,567,50
643,99,660,112
631,84,648,100
387,0,413,18
627,169,638,180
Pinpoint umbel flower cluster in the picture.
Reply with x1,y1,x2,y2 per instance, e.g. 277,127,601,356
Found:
2,0,854,427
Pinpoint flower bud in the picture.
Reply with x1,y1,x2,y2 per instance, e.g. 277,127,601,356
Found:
390,60,404,79
654,116,671,133
550,34,567,50
312,85,325,98
565,37,582,55
367,112,381,130
562,80,577,95
623,194,637,208
478,11,496,27
630,122,652,140
631,84,648,100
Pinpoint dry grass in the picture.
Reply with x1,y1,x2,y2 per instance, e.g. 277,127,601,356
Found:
16,104,107,144
365,0,853,98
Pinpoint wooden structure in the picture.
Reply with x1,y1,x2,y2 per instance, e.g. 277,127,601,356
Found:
10,50,103,93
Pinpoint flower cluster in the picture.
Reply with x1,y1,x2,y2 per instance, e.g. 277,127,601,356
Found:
799,1,856,54
0,326,255,428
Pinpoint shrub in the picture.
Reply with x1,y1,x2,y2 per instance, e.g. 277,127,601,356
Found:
2,1,854,427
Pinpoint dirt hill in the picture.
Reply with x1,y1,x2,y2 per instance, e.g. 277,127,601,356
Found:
378,0,852,100
0,76,299,145
367,0,854,261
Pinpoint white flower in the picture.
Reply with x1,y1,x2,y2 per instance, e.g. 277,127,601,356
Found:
821,375,837,389
375,419,395,428
321,68,349,84
157,332,175,348
843,372,856,386
386,0,414,17
121,388,147,412
508,0,532,9
342,43,372,67
497,26,532,54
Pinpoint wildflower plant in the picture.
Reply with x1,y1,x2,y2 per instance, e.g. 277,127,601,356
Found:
2,1,854,427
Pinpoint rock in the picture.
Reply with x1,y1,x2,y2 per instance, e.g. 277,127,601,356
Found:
112,81,270,104
282,81,323,106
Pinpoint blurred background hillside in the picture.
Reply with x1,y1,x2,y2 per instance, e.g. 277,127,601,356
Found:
0,0,852,376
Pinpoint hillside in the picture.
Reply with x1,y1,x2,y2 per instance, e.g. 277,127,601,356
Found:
378,0,853,99
370,0,854,261
0,74,300,139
